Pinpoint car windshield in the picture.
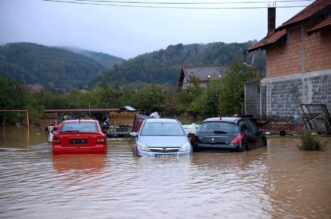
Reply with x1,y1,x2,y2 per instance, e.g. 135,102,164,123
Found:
140,122,185,136
60,122,98,133
197,122,239,133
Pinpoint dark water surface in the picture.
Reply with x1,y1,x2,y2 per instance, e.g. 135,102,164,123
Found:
0,127,330,219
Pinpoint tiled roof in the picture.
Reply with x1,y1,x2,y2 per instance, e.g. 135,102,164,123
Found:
182,67,226,82
249,0,331,51
278,0,331,30
28,84,43,93
248,29,287,51
308,16,331,33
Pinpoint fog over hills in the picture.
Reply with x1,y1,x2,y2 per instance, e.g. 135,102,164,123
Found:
0,41,265,91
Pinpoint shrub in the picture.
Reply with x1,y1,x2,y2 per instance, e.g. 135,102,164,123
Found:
297,131,327,151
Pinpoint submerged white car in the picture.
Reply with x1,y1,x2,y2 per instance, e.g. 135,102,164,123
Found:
130,118,192,157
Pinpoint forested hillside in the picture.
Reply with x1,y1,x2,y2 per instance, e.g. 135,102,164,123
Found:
62,47,125,68
93,41,265,86
0,43,105,91
0,41,266,91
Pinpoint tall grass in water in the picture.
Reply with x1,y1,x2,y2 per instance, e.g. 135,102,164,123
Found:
297,131,327,151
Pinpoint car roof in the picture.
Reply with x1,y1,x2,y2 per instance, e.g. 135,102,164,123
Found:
202,117,242,123
62,119,98,123
144,118,180,123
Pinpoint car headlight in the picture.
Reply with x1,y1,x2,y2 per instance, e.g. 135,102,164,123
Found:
179,142,191,152
137,141,150,152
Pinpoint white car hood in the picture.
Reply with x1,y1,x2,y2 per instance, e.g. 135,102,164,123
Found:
138,136,188,147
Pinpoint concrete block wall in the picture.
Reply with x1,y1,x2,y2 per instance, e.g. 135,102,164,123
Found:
263,70,331,119
266,78,302,119
261,85,267,119
244,81,260,118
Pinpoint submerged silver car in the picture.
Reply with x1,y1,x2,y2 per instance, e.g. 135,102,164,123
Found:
130,118,192,157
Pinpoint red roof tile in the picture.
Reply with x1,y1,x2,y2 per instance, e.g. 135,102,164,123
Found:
249,29,287,51
278,0,331,30
250,0,331,51
308,16,331,33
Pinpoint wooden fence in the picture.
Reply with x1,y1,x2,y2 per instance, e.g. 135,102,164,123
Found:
108,111,136,127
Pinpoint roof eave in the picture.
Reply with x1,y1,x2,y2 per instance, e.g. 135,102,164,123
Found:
249,33,286,52
248,44,268,52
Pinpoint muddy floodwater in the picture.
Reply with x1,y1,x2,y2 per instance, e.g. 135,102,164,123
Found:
0,127,330,219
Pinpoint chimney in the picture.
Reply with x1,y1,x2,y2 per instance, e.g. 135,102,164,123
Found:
268,7,276,34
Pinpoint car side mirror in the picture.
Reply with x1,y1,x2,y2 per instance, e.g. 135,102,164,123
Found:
187,133,197,144
241,128,250,135
257,129,262,135
130,132,138,137
187,133,195,138
51,125,59,135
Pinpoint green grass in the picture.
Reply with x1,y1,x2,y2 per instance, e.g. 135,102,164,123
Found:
297,131,327,151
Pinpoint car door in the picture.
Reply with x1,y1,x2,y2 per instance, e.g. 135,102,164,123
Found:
238,120,255,149
245,119,265,148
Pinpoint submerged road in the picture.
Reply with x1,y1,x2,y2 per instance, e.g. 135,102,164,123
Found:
0,127,330,219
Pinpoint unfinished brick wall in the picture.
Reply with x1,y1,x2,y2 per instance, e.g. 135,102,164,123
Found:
305,29,331,72
267,28,301,77
266,25,331,77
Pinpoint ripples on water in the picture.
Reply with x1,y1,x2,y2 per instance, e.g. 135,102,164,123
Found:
0,128,330,219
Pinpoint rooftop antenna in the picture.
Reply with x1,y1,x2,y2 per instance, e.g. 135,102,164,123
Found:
250,53,255,66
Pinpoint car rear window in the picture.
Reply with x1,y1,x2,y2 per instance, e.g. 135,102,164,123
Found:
197,122,239,133
60,122,98,133
140,122,185,136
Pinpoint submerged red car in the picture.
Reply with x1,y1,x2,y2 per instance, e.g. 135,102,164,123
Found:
52,119,107,155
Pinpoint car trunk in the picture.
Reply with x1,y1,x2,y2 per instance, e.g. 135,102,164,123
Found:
196,132,239,145
59,132,99,147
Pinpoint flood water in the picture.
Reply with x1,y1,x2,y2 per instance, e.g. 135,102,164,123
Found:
0,127,330,219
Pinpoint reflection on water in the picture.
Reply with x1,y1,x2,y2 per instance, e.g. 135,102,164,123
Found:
265,138,331,218
0,128,330,219
0,127,47,148
52,154,106,173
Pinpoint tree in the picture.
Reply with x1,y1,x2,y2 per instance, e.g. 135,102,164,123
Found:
200,78,222,117
129,84,167,114
219,62,259,115
95,81,114,108
0,76,42,124
175,77,203,118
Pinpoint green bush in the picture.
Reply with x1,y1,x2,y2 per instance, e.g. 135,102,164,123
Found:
297,131,327,151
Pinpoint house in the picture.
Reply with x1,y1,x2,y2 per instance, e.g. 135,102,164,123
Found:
247,0,331,120
178,67,226,89
27,84,43,93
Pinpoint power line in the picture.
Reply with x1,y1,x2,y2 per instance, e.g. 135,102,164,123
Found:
43,0,312,9
67,0,313,5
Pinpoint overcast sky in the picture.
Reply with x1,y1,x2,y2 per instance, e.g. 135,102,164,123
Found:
0,0,311,59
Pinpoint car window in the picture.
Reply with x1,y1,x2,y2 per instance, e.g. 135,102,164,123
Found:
246,120,259,135
60,122,98,133
197,122,239,133
140,122,185,136
239,121,252,134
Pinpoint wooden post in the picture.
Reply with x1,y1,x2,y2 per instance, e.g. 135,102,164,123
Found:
26,111,30,129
